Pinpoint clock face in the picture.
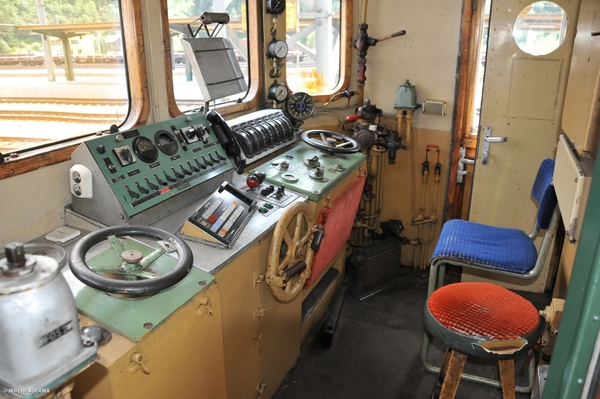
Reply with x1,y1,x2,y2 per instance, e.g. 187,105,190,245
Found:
266,0,286,15
286,92,314,121
268,40,288,59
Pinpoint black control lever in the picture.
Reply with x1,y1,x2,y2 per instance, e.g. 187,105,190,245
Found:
206,109,246,174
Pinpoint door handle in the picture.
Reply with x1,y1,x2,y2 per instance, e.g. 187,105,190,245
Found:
457,146,475,183
482,126,507,165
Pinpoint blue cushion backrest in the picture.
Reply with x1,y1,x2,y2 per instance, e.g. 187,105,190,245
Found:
531,158,557,230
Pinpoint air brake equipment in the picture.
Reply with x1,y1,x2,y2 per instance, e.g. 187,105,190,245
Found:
0,242,97,396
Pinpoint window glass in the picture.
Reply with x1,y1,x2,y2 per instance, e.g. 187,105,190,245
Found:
0,0,127,154
513,1,568,56
167,0,250,112
285,0,341,94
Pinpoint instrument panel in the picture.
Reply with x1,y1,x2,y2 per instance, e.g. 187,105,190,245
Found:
70,109,300,227
70,112,234,226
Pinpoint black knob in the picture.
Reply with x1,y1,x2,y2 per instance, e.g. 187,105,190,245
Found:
97,144,106,154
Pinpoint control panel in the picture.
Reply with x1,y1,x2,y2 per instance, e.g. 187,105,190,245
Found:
251,143,367,202
71,112,234,226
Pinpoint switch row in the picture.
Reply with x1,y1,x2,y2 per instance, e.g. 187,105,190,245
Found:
123,151,228,199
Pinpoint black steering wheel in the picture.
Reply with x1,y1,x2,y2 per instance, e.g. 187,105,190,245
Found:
301,130,361,153
69,225,193,297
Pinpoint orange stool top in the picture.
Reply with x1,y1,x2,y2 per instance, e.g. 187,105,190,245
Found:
424,282,541,358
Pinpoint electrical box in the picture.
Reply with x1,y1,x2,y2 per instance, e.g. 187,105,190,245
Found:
422,100,446,115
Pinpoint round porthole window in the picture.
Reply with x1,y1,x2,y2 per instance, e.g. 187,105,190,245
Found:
513,1,568,56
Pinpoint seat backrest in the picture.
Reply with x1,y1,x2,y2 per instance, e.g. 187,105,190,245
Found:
531,158,557,230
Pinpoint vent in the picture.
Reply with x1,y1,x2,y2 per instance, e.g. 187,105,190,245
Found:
349,238,402,299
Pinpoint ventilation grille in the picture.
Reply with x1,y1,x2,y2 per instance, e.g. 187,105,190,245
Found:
352,238,402,288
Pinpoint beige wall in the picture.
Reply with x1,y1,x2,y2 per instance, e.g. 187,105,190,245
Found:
334,0,461,266
0,163,72,245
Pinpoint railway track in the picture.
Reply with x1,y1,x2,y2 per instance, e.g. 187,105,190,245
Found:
0,98,204,123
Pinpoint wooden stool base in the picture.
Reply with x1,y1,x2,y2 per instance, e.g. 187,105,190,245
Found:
433,349,516,399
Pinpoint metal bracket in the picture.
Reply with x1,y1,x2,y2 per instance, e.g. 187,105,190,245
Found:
482,126,507,165
457,147,475,183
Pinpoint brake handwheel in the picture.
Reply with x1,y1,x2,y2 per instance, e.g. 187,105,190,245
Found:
69,225,193,298
266,202,319,303
301,129,361,153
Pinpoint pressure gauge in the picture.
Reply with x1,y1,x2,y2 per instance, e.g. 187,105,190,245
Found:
266,0,286,15
286,92,315,121
268,81,289,103
267,39,288,59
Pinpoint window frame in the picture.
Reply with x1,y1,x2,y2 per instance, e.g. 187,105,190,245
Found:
284,0,353,103
0,0,149,179
162,0,262,117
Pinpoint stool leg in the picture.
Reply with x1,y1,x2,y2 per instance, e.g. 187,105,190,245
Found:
440,350,467,399
498,358,516,399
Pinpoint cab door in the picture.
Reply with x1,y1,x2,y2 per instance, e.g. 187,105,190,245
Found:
463,0,580,291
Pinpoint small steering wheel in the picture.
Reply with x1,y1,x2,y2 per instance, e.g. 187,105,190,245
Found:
266,202,318,303
301,130,361,153
69,225,193,297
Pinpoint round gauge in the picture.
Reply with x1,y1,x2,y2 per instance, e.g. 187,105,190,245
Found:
154,130,178,156
268,82,289,103
266,0,286,15
286,92,315,121
267,39,288,59
133,137,159,163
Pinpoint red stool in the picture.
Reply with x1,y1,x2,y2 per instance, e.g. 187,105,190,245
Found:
423,282,542,399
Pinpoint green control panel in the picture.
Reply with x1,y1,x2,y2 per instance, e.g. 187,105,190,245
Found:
252,143,366,202
70,112,234,225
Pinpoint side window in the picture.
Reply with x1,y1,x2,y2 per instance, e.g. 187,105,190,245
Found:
285,0,343,94
0,0,128,155
167,0,252,113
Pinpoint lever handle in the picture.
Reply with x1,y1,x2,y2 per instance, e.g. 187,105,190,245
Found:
481,126,507,165
484,136,508,143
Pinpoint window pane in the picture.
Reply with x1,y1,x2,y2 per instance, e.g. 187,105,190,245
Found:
513,1,568,56
0,0,127,154
167,0,250,112
286,0,341,94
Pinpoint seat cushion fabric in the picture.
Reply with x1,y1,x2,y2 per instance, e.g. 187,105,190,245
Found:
424,282,541,358
430,219,537,273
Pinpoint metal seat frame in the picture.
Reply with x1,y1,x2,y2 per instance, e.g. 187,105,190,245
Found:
420,159,561,393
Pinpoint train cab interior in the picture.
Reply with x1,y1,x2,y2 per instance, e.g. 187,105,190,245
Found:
1,0,600,398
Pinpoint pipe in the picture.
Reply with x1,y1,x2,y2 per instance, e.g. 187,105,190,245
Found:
360,0,368,25
396,109,414,151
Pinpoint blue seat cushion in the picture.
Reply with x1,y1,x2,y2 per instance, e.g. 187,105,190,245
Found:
430,219,538,274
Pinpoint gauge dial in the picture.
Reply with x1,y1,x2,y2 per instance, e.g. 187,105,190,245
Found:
286,92,315,121
266,0,286,15
133,137,159,163
268,82,289,103
267,39,288,59
154,130,178,155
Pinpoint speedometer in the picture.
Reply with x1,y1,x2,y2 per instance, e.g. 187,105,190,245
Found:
286,92,314,121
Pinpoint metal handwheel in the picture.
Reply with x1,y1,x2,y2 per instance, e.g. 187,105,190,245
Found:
69,225,193,298
301,129,361,153
266,202,323,303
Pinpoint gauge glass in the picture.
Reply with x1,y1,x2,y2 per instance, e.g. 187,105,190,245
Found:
275,85,288,102
268,40,288,59
154,130,178,155
133,137,159,163
266,0,286,15
286,92,315,121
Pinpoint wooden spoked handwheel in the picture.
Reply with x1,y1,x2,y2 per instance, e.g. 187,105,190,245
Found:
266,202,318,303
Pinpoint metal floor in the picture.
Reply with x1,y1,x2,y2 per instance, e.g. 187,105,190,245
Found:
273,265,550,399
